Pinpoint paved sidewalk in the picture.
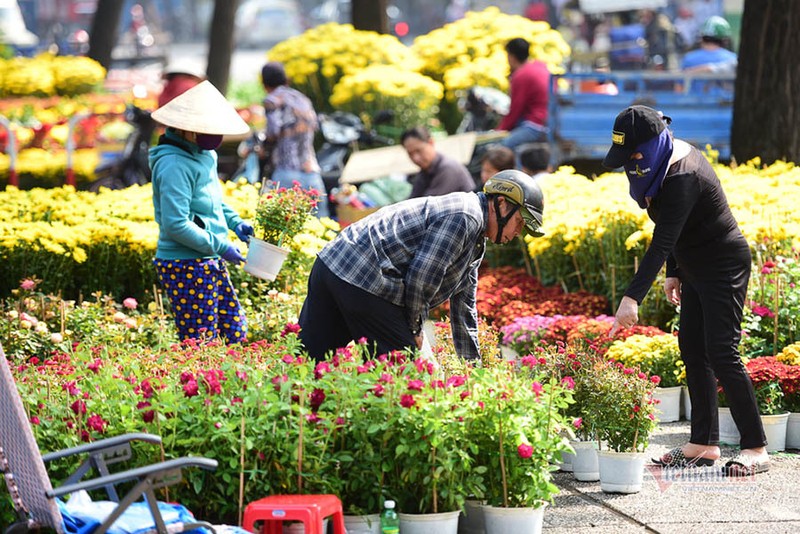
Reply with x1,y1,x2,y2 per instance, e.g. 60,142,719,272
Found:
544,420,800,533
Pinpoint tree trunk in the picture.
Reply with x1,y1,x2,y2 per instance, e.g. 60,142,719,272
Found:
352,0,388,34
731,0,800,164
88,0,126,71
206,0,240,95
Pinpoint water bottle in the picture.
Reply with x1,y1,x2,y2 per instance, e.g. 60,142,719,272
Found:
380,499,400,534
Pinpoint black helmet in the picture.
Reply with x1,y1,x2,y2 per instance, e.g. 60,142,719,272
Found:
483,169,544,237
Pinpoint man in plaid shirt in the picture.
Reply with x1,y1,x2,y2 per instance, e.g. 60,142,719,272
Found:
298,170,545,361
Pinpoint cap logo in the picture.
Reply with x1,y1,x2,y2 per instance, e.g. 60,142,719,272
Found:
491,183,516,193
612,131,625,145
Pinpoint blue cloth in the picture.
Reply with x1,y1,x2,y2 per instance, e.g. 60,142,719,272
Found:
154,257,247,343
150,129,243,260
317,192,487,359
59,498,209,534
623,129,674,209
270,167,330,218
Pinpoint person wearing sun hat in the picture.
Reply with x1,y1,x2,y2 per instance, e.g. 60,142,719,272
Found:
149,80,254,344
603,105,768,477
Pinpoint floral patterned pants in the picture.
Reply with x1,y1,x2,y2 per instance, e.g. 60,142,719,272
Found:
154,258,247,344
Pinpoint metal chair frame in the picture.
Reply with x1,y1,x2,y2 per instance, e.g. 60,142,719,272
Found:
0,344,219,534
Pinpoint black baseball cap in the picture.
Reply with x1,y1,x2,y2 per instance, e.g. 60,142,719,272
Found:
602,105,671,169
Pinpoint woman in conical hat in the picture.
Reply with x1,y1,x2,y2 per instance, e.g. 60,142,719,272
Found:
149,80,254,344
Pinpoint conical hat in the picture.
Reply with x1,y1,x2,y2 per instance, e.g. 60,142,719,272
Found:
151,80,250,135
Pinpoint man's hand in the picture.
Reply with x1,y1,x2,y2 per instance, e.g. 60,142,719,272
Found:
664,277,681,306
609,296,639,337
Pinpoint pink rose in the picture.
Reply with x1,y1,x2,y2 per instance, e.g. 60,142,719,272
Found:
123,298,138,310
20,279,35,291
517,443,533,459
400,394,416,408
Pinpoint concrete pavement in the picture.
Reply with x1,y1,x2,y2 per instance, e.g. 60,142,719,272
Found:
544,420,800,533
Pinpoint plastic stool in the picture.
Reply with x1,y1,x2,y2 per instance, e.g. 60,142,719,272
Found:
243,494,346,534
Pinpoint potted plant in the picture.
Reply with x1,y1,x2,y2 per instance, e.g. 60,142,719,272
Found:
605,333,685,422
777,342,800,448
244,181,318,281
382,358,486,534
521,344,603,481
471,365,573,534
584,359,658,494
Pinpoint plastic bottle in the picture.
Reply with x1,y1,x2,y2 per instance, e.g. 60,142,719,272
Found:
380,499,400,534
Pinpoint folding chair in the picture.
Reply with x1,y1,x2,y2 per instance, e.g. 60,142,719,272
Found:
0,343,222,534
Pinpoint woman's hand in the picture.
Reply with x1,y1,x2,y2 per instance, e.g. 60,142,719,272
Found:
664,277,681,306
609,296,639,336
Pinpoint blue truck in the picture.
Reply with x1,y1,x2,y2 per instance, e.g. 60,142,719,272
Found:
547,71,735,167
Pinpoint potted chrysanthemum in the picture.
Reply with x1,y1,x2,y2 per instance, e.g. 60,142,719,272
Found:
244,181,318,281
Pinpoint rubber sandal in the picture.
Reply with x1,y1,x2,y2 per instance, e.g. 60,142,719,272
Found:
722,454,770,477
651,446,716,468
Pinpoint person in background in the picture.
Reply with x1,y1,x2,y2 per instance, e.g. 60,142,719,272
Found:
640,8,678,70
298,170,545,362
149,81,253,344
682,15,737,74
158,61,205,107
478,145,516,189
402,126,474,198
520,144,552,181
602,105,768,477
261,61,329,217
498,37,550,151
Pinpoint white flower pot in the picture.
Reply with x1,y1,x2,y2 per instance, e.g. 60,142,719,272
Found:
243,237,290,281
597,450,647,494
682,386,691,421
483,504,546,534
653,386,682,423
557,447,575,472
344,513,381,534
787,412,800,449
762,412,789,453
718,407,740,446
570,440,600,482
457,499,485,534
398,510,460,534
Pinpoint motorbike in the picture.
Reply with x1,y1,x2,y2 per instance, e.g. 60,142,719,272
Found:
231,110,396,199
317,110,396,196
456,86,510,134
87,105,156,192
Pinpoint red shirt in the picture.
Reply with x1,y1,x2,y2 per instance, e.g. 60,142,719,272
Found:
498,60,549,131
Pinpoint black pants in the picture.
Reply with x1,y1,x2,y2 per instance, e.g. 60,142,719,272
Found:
679,259,766,449
298,260,416,362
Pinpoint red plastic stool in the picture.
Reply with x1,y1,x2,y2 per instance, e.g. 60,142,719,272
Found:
243,494,346,534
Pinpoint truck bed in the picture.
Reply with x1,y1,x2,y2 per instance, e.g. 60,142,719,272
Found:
549,71,735,166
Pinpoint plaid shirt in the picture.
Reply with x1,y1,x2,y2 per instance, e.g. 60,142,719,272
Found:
318,192,488,360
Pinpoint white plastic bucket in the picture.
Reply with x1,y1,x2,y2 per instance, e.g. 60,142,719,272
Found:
483,504,546,534
398,510,460,534
653,386,682,423
761,412,789,452
244,238,290,281
597,451,646,494
344,513,381,534
570,440,600,482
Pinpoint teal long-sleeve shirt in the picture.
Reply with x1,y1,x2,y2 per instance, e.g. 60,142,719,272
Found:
150,129,243,260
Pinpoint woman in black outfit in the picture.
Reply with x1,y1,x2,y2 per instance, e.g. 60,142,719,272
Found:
603,105,768,476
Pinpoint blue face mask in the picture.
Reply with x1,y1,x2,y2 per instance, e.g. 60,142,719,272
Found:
623,129,673,209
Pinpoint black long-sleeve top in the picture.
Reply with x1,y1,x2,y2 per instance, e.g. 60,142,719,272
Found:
624,146,745,304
